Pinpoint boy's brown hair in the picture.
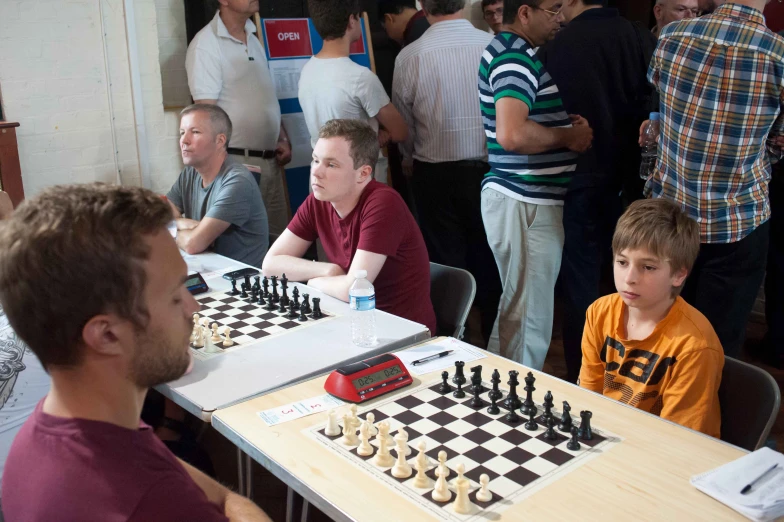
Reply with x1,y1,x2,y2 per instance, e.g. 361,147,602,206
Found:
612,198,700,296
318,119,379,174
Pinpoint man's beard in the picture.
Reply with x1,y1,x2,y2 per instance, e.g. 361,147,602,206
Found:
128,325,191,388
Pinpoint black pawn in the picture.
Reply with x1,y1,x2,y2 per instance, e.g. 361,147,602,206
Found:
301,294,311,314
504,406,520,423
567,426,581,451
311,298,323,318
488,369,503,402
256,289,266,305
229,278,239,295
558,401,573,432
578,411,593,440
271,276,279,303
252,275,261,293
486,393,500,415
264,294,277,311
298,308,309,322
520,371,536,416
452,361,466,386
470,385,484,408
286,301,298,319
249,287,258,302
543,391,554,422
262,277,270,297
502,370,522,411
524,406,538,431
439,371,452,393
470,365,483,394
453,379,465,399
240,285,249,299
292,287,300,310
544,417,557,440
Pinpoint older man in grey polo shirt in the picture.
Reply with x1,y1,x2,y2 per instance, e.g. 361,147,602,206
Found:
167,104,269,267
186,0,291,237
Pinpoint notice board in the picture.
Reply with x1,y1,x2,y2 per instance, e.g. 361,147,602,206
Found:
259,15,375,212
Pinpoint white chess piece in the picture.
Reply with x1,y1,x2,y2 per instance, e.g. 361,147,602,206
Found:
450,460,467,488
349,404,360,430
357,422,374,456
210,323,221,342
437,450,450,479
222,326,234,347
431,465,450,502
476,474,492,502
193,325,205,348
340,413,359,446
451,464,472,514
200,317,210,330
365,412,378,436
391,431,412,478
324,409,341,437
190,314,201,343
372,422,394,467
203,335,221,354
412,441,431,488
396,428,411,456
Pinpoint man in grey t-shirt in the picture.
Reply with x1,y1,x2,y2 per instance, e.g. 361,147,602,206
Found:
167,104,268,267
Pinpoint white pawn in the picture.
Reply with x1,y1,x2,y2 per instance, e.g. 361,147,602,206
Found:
349,404,361,430
412,441,431,489
193,325,205,348
222,326,234,347
372,422,394,467
476,474,492,502
396,428,411,456
431,464,450,502
436,450,450,479
324,409,341,436
210,323,221,342
340,413,358,446
452,464,472,514
365,412,378,436
357,422,374,456
190,314,200,343
391,431,412,478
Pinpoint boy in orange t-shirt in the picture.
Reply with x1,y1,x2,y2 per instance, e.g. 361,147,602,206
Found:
579,199,724,437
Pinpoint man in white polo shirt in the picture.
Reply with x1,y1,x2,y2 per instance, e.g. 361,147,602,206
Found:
186,0,291,237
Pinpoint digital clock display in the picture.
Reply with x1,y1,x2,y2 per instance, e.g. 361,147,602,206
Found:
351,365,404,390
185,276,203,288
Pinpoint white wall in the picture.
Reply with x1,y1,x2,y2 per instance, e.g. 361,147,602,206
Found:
0,0,183,197
155,0,190,108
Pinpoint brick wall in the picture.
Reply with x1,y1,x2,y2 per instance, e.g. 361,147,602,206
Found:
0,0,182,197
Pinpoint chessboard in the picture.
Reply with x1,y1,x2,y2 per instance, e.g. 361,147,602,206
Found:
190,283,337,357
306,367,621,521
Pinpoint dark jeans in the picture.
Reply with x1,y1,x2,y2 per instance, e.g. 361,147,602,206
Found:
765,175,784,359
412,159,502,343
682,220,770,358
560,184,623,383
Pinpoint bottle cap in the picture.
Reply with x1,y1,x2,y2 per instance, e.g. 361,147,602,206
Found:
355,270,367,279
650,112,661,121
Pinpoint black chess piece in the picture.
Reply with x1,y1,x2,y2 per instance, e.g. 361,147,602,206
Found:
470,385,484,408
240,285,249,299
502,370,522,411
578,411,593,440
311,298,323,318
567,426,581,451
292,287,300,310
524,405,538,431
252,275,261,293
271,276,279,303
243,274,252,292
470,365,483,394
558,401,572,432
298,308,309,321
264,295,277,311
452,361,466,386
229,278,240,295
544,417,557,440
286,301,298,319
301,294,311,314
256,288,266,305
249,287,258,302
486,392,500,415
280,282,290,308
262,276,270,297
281,273,288,291
488,369,503,402
438,371,452,393
520,371,536,416
452,378,465,399
505,405,520,423
543,391,554,422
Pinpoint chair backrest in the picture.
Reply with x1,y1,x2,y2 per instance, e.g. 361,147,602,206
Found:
719,356,781,451
429,262,476,340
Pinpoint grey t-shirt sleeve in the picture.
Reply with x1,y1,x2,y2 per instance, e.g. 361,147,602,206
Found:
204,173,256,227
166,170,186,212
357,68,390,119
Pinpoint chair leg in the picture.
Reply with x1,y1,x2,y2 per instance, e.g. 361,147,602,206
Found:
301,500,310,522
245,453,253,499
236,448,244,495
286,486,295,522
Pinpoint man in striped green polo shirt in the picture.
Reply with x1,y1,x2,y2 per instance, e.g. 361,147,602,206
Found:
478,0,593,369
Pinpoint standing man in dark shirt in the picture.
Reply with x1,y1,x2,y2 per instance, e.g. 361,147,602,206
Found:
379,0,430,47
538,0,655,382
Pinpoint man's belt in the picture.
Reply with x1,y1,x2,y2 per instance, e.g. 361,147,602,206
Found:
227,147,276,160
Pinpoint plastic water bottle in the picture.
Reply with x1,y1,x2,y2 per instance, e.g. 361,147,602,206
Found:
349,270,377,347
639,112,660,180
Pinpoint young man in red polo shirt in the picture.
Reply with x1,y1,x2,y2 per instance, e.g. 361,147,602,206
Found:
263,119,436,334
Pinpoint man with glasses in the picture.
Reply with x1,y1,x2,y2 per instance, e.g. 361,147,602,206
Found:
478,0,593,368
653,0,700,37
482,0,504,33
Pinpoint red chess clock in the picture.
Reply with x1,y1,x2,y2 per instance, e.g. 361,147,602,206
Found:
324,353,413,403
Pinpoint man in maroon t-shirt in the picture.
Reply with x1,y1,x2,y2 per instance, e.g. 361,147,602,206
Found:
0,184,271,522
263,119,436,334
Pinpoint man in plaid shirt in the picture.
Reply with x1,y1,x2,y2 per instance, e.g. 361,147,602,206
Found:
645,0,784,357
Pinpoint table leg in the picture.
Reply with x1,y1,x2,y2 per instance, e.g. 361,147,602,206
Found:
237,447,245,494
286,486,295,522
300,499,310,522
245,452,253,499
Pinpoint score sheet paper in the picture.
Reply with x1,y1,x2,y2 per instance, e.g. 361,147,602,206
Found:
258,394,344,427
396,337,488,376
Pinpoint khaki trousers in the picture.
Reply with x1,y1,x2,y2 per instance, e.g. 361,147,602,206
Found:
481,188,564,370
230,154,290,238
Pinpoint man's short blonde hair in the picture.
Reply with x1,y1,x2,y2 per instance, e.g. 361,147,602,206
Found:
612,199,700,295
